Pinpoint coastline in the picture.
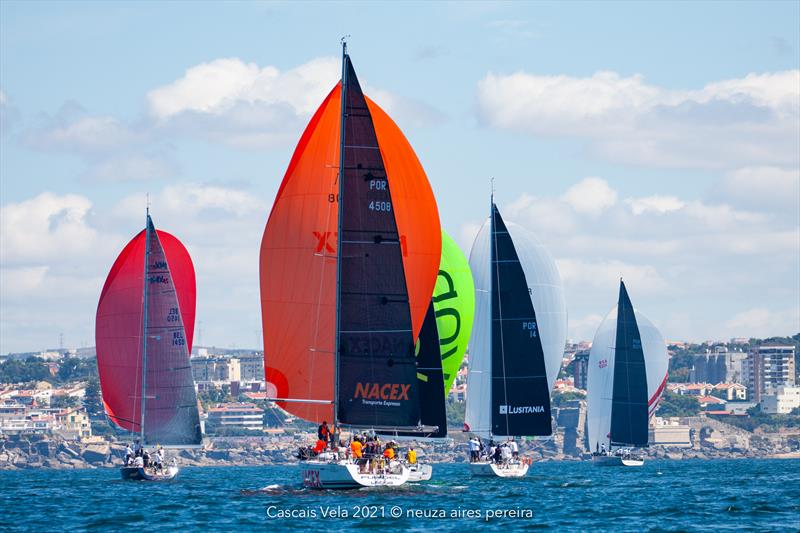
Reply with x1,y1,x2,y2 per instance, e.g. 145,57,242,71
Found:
2,431,797,471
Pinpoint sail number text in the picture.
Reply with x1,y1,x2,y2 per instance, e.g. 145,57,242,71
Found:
522,321,538,338
172,331,185,346
369,201,391,212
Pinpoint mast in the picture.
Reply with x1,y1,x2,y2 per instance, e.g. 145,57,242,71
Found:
489,180,495,441
140,206,151,444
333,38,348,440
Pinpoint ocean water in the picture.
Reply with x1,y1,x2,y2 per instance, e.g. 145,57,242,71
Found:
1,459,798,532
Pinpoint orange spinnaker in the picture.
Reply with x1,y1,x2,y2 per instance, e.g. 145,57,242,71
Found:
259,83,441,423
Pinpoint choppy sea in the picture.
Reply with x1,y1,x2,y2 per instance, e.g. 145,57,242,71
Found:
1,459,798,531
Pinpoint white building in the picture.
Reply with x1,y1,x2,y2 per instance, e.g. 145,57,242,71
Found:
206,403,263,430
760,386,800,415
649,417,691,448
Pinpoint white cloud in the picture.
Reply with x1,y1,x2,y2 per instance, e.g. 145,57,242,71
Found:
366,87,446,128
148,57,339,120
0,192,97,265
557,258,668,293
477,69,800,169
83,153,178,182
0,266,48,297
30,116,142,152
146,57,445,149
569,313,605,343
710,166,800,211
24,102,146,154
506,193,577,234
625,195,685,215
472,175,800,343
724,307,800,339
561,177,617,216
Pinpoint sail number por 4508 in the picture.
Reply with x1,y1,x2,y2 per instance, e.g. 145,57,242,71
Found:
369,201,391,212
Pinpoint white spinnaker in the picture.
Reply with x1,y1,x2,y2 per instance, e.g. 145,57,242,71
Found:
464,216,568,436
587,306,669,452
464,218,492,435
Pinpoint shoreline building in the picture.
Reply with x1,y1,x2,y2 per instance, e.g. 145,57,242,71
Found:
760,386,800,414
743,345,796,403
691,346,748,384
206,403,264,431
571,350,590,391
191,356,241,387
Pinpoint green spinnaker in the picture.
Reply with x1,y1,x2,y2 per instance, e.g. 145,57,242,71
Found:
434,229,475,394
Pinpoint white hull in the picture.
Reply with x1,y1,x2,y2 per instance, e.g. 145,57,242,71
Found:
592,454,644,467
121,465,179,481
469,461,529,478
301,460,409,489
406,463,432,482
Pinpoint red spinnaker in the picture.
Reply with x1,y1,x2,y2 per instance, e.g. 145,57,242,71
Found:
95,228,196,432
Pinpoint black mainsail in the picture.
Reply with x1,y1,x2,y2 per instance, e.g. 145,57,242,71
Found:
335,52,421,429
609,280,649,447
490,204,552,436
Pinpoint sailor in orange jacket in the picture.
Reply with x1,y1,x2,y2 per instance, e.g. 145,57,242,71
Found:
313,439,327,454
383,445,395,460
350,437,363,459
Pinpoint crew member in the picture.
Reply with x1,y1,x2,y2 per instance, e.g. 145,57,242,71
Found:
318,421,331,443
405,448,417,465
509,438,519,459
383,444,395,460
313,438,327,455
350,437,363,459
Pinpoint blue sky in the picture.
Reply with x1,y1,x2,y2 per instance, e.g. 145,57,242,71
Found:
1,1,798,353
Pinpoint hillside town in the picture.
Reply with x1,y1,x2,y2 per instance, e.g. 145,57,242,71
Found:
1,335,798,469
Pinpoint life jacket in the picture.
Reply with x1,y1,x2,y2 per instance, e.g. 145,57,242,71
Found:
406,450,417,464
383,447,395,459
350,440,363,458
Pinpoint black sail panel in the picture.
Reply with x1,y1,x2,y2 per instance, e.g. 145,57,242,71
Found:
490,205,552,436
336,56,421,428
376,302,448,438
610,281,649,447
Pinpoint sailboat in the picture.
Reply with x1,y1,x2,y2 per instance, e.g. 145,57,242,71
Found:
95,210,202,481
587,280,668,467
377,229,475,482
259,42,442,489
464,198,568,477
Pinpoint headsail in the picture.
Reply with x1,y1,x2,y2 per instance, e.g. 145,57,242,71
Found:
609,281,648,447
95,216,200,446
586,281,669,452
465,203,567,437
259,50,441,426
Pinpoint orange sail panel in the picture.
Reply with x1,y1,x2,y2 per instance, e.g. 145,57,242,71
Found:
260,78,441,424
95,227,196,433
